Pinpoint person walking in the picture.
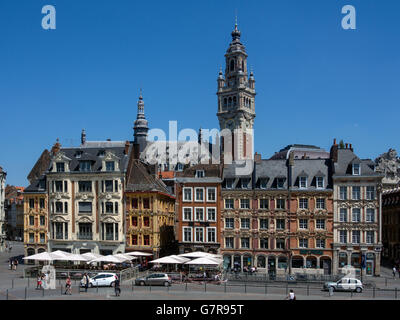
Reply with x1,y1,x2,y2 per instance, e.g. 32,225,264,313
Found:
64,276,72,295
36,275,42,289
14,259,18,270
114,275,121,296
393,266,397,278
286,289,296,301
81,274,88,292
8,259,12,270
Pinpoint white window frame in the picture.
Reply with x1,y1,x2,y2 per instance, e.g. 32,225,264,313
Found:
194,187,205,202
206,227,216,243
225,198,234,209
195,207,204,221
299,176,307,189
195,170,205,178
366,208,375,222
241,218,250,229
316,238,325,248
259,237,269,249
225,217,234,229
225,237,234,249
259,218,268,230
241,178,250,189
339,230,347,243
299,198,308,209
366,231,375,244
183,227,192,242
241,237,250,249
352,186,361,200
225,179,233,189
352,163,361,175
316,198,325,209
352,230,361,244
352,208,361,222
339,208,347,222
206,207,216,222
182,207,192,221
299,219,308,230
206,187,217,202
366,186,375,200
316,176,324,189
316,219,325,230
339,186,347,200
259,198,269,209
240,198,250,209
299,238,308,248
195,227,204,243
183,187,193,202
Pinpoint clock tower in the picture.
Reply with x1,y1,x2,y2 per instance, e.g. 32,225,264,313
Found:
217,22,256,161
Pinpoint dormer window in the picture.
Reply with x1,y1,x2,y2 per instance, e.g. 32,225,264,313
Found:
79,161,91,172
98,150,105,157
75,151,82,159
56,162,65,173
195,170,205,178
225,179,233,189
277,178,285,189
260,178,267,189
316,176,324,189
106,161,115,172
241,178,250,189
177,163,183,171
352,163,360,175
299,176,307,189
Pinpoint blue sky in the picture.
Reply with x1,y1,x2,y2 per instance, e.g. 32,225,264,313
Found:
0,0,399,186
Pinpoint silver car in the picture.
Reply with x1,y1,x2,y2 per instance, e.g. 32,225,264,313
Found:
135,273,172,287
323,277,363,293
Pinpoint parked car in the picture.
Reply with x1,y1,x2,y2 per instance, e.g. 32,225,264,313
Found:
80,272,118,287
323,277,363,293
135,273,171,287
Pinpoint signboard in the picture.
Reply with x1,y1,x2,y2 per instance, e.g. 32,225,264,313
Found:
299,250,323,255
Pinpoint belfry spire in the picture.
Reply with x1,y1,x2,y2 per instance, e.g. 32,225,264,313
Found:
133,90,149,153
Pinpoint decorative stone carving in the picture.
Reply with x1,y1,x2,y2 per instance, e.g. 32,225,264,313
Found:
375,148,400,189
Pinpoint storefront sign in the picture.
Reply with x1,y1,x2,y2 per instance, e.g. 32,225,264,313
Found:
299,250,323,255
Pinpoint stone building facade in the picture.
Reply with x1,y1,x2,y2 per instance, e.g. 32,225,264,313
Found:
382,188,400,263
331,140,384,276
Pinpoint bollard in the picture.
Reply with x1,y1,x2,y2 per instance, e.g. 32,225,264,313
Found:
307,285,309,296
42,288,45,297
396,288,398,299
265,284,267,295
205,282,207,292
373,287,375,298
350,290,353,298
25,287,27,300
245,283,247,293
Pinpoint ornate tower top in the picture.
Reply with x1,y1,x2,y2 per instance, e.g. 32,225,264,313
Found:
133,90,149,153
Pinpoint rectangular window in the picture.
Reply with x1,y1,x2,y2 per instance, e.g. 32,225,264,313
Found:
195,207,204,221
195,188,204,202
29,216,34,226
78,181,92,193
225,179,233,189
105,202,113,214
299,198,308,209
132,235,138,245
56,162,65,173
277,178,285,189
316,219,325,229
260,178,267,189
183,227,192,242
352,208,361,222
105,180,113,192
195,228,204,242
316,239,325,248
29,233,34,243
64,181,68,193
276,219,285,230
259,218,268,230
40,216,45,226
183,208,192,221
299,176,307,188
29,199,35,209
131,198,138,209
366,231,374,244
340,230,347,243
131,217,138,227
225,199,234,209
316,177,324,189
352,163,360,175
260,238,269,249
55,181,63,192
299,238,308,248
316,198,325,209
114,202,118,214
276,238,285,249
352,186,361,200
207,228,216,242
40,233,45,243
366,208,375,222
78,202,92,214
259,198,269,209
241,218,250,229
183,188,192,201
79,161,91,172
241,178,250,189
143,235,150,245
106,161,115,172
340,208,348,222
78,223,92,240
143,217,150,227
195,170,205,178
225,237,234,248
206,207,216,221
64,202,68,213
240,199,250,209
225,218,234,229
366,186,375,200
352,230,360,244
241,238,250,248
55,201,63,213
143,198,150,209
299,219,308,229
206,188,216,202
340,186,347,200
114,180,118,192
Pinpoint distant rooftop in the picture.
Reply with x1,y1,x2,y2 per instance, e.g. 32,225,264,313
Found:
269,144,330,160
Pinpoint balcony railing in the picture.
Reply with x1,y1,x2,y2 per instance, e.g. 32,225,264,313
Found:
78,233,93,240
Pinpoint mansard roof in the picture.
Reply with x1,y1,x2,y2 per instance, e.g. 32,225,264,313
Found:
333,148,382,178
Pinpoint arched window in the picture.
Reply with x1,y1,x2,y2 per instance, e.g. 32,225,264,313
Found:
338,252,347,268
223,255,232,270
278,256,288,269
306,256,317,268
230,59,235,72
233,97,237,106
228,97,232,107
257,256,266,268
224,98,227,107
351,252,361,268
292,256,304,268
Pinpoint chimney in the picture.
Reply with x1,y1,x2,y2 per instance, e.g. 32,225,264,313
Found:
81,129,86,145
330,138,338,163
254,152,261,164
107,138,111,141
51,138,61,155
124,141,130,155
349,144,353,152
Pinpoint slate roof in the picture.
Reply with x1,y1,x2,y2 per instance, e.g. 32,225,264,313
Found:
333,149,382,178
27,149,51,184
269,144,329,160
24,175,47,193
